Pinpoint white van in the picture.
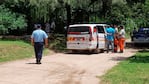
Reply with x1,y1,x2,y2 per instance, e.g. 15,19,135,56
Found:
66,24,108,53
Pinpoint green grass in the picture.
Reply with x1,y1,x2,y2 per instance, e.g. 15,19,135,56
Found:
0,34,66,63
0,40,49,63
100,49,149,84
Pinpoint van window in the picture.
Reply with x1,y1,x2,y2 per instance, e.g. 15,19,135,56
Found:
68,26,90,34
96,26,105,33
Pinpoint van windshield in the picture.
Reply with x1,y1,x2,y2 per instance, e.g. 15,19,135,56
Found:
96,26,105,33
68,26,90,34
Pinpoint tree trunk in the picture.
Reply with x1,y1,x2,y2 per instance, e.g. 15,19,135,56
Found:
0,0,5,4
101,0,112,17
66,3,71,27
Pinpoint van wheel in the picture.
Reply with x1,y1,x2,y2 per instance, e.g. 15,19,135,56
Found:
100,49,104,53
67,50,72,53
94,49,99,54
71,50,78,53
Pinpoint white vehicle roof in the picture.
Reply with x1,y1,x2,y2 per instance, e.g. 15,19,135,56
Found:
95,24,109,26
69,24,109,27
69,24,97,28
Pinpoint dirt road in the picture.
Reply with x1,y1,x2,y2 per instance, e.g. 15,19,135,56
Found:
0,48,137,84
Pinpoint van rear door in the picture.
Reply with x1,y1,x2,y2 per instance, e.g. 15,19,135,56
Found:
67,26,96,50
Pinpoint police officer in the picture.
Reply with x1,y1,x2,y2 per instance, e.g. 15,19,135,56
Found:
31,24,48,64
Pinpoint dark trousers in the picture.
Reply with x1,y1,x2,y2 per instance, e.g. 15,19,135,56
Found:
106,40,114,52
34,42,44,61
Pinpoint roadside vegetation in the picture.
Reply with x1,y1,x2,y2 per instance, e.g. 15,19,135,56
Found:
100,49,149,84
0,40,49,63
48,34,66,52
0,5,27,35
0,34,66,63
0,40,33,62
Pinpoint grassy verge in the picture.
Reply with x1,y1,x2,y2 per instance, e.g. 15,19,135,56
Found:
0,40,49,63
0,34,66,63
100,49,149,84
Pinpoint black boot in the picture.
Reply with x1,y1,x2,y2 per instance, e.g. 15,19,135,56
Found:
119,50,123,53
38,59,41,64
36,59,38,64
36,59,41,64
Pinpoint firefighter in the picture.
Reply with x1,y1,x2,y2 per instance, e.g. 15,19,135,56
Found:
118,26,125,53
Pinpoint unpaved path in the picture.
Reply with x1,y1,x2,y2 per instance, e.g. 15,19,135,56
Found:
0,48,137,84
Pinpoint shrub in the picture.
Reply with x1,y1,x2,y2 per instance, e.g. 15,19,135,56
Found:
0,5,27,35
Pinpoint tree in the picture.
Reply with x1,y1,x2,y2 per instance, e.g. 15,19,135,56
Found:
4,0,60,22
101,0,112,17
4,0,149,35
126,0,146,5
0,5,27,34
0,0,5,4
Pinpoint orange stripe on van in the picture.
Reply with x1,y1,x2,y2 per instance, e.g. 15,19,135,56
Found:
67,37,85,41
68,32,81,34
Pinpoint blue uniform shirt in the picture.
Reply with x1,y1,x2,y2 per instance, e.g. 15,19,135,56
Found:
31,29,48,42
106,27,115,41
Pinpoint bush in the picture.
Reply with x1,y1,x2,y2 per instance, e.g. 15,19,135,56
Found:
0,5,27,35
49,34,66,52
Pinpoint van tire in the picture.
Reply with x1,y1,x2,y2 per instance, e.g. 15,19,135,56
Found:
94,49,100,54
72,50,78,53
100,49,104,53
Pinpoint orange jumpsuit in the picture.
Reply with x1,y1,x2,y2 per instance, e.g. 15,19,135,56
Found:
119,38,125,52
114,38,119,52
118,28,125,53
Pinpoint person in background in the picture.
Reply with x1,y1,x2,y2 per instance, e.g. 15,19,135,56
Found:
31,24,48,64
45,22,51,35
118,25,125,53
132,28,137,35
50,20,56,33
105,24,115,53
